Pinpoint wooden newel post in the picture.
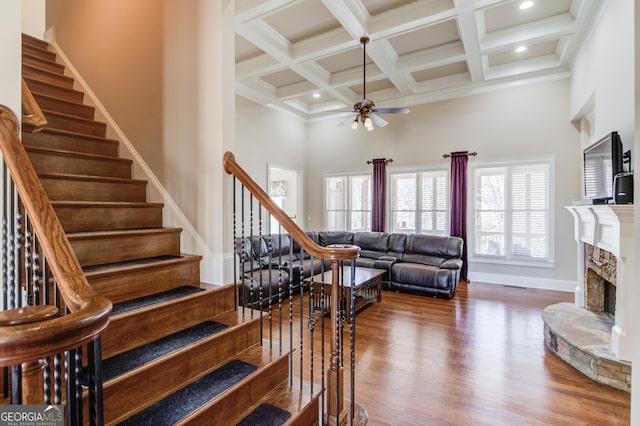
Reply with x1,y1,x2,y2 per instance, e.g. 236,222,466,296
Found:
0,305,60,405
326,260,347,426
22,360,45,404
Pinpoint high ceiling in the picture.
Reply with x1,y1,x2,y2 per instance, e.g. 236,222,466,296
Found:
234,0,603,123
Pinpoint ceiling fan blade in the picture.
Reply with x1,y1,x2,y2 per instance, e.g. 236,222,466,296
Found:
374,107,410,114
369,113,389,127
338,113,358,127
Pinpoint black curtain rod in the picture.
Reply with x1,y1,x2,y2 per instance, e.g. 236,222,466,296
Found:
366,158,393,165
442,151,477,159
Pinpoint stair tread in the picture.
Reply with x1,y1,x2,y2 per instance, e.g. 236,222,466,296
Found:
21,46,57,62
42,108,103,123
22,33,50,48
24,144,131,162
103,319,228,381
23,76,83,94
68,228,183,240
236,402,291,426
23,63,73,84
52,200,163,207
111,285,205,315
118,359,259,426
82,253,185,272
22,59,65,75
38,172,146,184
242,379,319,425
27,127,119,144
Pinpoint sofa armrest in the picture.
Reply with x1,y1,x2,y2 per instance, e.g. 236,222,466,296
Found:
374,257,396,270
441,258,462,270
378,256,397,262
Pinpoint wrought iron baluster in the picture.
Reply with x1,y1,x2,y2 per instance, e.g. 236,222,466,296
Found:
2,162,8,310
87,338,105,426
232,176,238,312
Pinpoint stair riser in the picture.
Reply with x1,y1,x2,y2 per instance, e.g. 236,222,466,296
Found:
102,321,261,425
71,230,181,268
22,54,66,76
44,112,106,137
86,257,201,303
22,44,56,62
23,65,74,90
182,355,291,426
41,177,147,203
22,34,50,50
32,93,95,119
24,78,84,103
27,150,131,178
54,205,163,233
102,289,238,358
22,131,118,157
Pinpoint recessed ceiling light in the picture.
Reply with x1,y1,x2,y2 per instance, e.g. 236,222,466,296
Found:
520,1,534,10
515,46,527,53
312,92,320,98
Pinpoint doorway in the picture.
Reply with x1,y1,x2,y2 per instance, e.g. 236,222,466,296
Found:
267,164,303,232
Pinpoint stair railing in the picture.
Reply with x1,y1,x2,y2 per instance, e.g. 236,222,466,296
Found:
0,104,112,424
20,78,47,133
224,152,365,426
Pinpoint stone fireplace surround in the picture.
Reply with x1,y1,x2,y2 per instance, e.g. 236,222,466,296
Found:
542,205,634,391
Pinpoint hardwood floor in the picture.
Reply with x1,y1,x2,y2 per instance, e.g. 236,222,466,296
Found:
260,281,630,425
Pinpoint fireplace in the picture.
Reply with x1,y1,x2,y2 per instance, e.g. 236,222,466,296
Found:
585,245,616,316
541,205,634,392
565,205,634,360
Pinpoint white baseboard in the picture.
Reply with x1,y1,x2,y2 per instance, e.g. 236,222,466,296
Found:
468,272,575,293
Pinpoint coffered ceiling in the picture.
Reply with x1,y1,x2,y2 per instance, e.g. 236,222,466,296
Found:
234,0,603,121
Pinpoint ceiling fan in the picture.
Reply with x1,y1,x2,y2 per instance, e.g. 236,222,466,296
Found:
339,36,409,131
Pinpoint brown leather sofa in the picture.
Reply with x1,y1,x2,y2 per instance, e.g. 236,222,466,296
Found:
235,231,464,307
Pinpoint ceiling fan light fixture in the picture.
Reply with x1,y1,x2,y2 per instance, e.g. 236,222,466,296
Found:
338,36,409,129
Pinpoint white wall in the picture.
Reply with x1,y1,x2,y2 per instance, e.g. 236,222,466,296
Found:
1,2,21,118
21,0,45,39
306,79,580,291
630,2,639,424
235,96,307,192
570,1,634,151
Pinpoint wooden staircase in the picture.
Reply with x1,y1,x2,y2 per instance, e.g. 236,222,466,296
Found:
21,33,319,425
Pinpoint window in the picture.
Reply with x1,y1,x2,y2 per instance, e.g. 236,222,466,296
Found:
471,160,552,264
325,174,371,231
389,170,448,235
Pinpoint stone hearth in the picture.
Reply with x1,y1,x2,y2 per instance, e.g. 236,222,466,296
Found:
543,302,631,392
548,205,635,391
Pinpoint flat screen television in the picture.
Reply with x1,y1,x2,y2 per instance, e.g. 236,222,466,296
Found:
583,131,623,202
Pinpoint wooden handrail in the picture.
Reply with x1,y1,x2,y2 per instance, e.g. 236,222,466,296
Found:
21,79,47,132
223,151,359,261
0,105,111,366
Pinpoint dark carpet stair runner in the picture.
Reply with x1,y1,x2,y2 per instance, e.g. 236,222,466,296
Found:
236,403,292,426
102,320,227,381
110,285,204,315
118,360,258,426
106,289,292,426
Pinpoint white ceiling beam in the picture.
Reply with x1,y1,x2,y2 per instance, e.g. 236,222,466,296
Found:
235,0,302,24
396,42,467,73
454,0,484,82
481,14,575,52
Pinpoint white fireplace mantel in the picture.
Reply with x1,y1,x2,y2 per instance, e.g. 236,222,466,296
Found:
566,204,635,361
